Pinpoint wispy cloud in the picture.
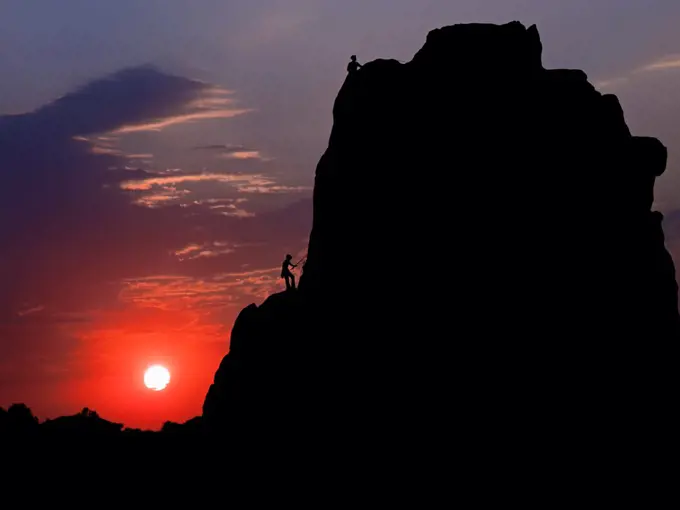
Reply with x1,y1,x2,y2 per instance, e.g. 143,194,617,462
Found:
207,199,255,217
638,54,680,72
132,186,190,207
119,267,282,311
173,241,238,261
120,172,309,207
594,77,629,90
17,305,45,317
219,150,266,160
194,197,248,206
194,144,269,161
237,184,312,194
192,144,237,151
91,145,123,155
109,86,252,134
119,172,262,191
595,53,680,90
111,109,252,134
221,209,256,218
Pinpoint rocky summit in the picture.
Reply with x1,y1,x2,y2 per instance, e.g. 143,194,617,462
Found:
203,22,679,454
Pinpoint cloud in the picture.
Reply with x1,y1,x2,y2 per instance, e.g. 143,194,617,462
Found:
192,144,239,151
638,55,680,72
105,84,252,134
119,172,262,191
593,77,629,90
219,150,266,160
175,244,204,257
91,145,123,155
173,241,238,261
132,186,191,208
193,144,270,161
595,53,680,90
118,267,283,312
118,171,308,207
110,107,251,134
237,184,312,194
221,209,256,218
16,306,45,317
8,66,210,138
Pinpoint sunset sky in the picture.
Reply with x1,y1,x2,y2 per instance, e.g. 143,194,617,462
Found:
2,0,680,429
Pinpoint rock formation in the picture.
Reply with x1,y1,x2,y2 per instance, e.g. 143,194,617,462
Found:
203,22,679,450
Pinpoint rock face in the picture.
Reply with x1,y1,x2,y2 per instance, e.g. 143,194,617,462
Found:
203,22,679,448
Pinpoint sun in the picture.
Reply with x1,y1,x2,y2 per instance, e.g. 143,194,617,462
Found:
144,364,170,391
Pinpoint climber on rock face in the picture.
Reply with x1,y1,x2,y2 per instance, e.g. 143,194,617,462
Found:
347,55,363,74
281,254,297,291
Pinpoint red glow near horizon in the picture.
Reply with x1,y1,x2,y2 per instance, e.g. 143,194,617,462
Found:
47,303,236,430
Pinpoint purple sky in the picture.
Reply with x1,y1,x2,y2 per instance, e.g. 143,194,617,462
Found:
1,0,680,428
3,1,680,203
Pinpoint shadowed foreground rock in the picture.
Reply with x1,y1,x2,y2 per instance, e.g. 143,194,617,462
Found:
204,22,679,453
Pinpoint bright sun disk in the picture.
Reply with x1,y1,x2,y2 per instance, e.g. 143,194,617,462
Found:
144,364,170,391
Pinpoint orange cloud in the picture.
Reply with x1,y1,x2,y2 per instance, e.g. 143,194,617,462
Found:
639,54,680,72
174,244,203,257
237,184,312,194
119,269,281,312
108,85,253,134
111,108,253,134
596,53,680,90
120,173,308,209
594,77,629,90
120,173,263,191
173,242,236,261
17,305,46,317
90,145,122,155
222,209,256,218
131,186,190,207
219,150,267,160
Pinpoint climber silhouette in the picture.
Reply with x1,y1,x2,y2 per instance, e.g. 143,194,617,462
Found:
347,55,362,74
281,254,297,291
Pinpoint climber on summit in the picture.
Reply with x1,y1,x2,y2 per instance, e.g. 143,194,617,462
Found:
347,55,362,74
281,254,298,291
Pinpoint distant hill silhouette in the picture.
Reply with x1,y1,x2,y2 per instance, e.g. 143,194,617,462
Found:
0,403,200,437
203,21,679,456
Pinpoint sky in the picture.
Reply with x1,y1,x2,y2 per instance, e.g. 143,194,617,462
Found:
2,0,680,429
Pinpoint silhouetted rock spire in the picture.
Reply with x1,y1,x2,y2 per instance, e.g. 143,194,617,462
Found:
203,21,679,452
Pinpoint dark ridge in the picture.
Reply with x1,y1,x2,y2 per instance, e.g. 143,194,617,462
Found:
203,21,679,457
